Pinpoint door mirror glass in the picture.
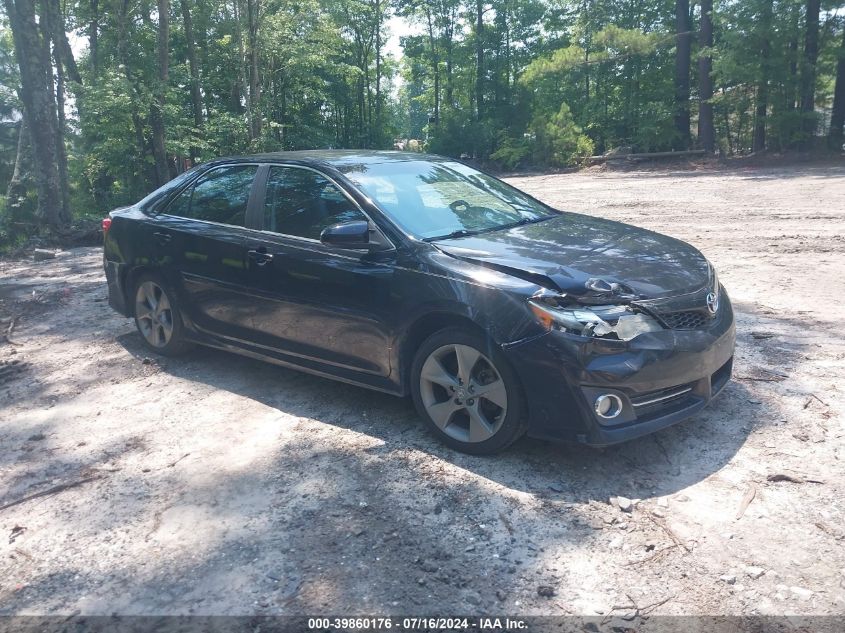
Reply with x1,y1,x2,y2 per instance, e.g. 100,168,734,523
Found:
320,220,371,249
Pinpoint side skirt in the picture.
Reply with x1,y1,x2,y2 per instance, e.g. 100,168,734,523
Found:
184,329,406,397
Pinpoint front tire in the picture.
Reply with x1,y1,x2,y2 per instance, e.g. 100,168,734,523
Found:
411,327,526,454
132,274,192,356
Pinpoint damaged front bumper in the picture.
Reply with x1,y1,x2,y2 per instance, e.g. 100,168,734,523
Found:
502,292,736,446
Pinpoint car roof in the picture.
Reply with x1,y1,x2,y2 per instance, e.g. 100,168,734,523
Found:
210,149,450,172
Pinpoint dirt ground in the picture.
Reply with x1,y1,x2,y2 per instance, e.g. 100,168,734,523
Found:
1,164,844,620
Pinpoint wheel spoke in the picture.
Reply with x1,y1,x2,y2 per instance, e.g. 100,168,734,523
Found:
155,292,171,316
454,345,481,385
426,399,460,430
135,307,154,322
421,357,460,389
143,283,158,312
472,378,507,410
466,404,495,442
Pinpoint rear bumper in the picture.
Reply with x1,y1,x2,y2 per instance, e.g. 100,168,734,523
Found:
503,293,736,446
104,258,131,317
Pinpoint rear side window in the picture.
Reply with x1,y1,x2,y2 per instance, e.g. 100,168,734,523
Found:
263,166,367,240
166,165,257,226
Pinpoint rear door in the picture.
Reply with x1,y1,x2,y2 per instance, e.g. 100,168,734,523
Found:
152,163,264,338
242,164,396,377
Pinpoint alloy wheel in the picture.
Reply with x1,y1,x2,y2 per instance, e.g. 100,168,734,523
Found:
135,281,174,348
419,343,508,443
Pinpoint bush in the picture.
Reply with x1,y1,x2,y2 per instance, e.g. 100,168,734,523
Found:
531,103,594,167
427,110,496,160
490,135,532,170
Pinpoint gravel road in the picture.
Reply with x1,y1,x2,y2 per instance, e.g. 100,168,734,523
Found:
1,163,843,619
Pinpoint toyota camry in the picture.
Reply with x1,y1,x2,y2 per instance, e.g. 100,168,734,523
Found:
103,151,735,454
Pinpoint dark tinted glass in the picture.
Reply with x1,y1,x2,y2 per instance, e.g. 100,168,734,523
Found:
264,166,366,240
139,165,203,212
166,165,257,226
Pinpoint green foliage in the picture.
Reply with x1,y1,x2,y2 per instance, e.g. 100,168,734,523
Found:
1,0,844,245
531,102,594,166
490,135,532,169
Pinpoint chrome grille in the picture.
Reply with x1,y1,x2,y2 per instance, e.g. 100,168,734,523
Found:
630,384,696,419
631,385,693,409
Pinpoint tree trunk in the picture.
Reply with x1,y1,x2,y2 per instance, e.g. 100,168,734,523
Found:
117,0,151,195
697,0,714,153
89,0,99,77
6,118,29,208
150,0,170,186
799,0,821,143
753,0,773,153
445,28,454,108
2,0,69,231
52,39,71,216
231,0,244,113
475,0,484,123
503,0,510,97
829,25,845,148
46,0,80,84
582,0,590,102
425,7,439,125
40,0,70,217
246,0,260,140
180,0,203,157
374,0,381,145
673,0,691,149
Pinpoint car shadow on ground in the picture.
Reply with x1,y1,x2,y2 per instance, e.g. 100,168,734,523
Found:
0,323,755,615
3,258,823,615
115,327,762,506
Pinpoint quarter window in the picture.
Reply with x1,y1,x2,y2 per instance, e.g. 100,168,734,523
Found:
166,165,257,226
263,166,367,240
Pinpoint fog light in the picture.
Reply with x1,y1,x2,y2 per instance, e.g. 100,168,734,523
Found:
594,394,623,419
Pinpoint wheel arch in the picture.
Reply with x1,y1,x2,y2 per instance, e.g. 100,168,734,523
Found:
123,265,161,316
397,310,493,394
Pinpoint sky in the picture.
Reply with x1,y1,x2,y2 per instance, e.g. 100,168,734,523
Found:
385,13,415,59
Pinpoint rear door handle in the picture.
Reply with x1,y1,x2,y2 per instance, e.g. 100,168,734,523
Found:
248,249,274,266
153,231,172,244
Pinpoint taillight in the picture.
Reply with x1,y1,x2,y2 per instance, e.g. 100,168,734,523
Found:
102,217,112,234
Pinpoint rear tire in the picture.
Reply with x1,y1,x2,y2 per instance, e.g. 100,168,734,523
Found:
132,274,192,356
411,327,527,454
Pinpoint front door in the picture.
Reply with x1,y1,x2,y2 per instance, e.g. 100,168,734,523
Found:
243,165,395,377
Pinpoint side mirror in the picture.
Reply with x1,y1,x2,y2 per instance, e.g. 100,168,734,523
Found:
320,220,371,249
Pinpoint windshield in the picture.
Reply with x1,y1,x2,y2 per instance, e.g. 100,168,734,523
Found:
342,160,556,240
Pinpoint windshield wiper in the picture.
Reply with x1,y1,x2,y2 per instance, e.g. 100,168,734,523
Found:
471,215,554,235
424,228,479,242
424,215,555,242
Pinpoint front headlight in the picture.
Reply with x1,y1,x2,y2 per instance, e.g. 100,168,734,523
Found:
528,291,663,341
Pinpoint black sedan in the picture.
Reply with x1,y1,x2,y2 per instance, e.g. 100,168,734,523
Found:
103,151,735,454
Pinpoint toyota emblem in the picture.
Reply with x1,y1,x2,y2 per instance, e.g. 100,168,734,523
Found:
706,291,719,315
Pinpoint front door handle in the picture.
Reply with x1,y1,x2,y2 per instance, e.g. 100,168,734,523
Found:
248,249,274,266
153,231,172,244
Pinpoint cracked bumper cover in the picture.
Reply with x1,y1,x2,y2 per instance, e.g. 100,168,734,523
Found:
502,294,736,446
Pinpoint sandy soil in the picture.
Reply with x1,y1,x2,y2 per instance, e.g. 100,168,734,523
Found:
0,164,843,619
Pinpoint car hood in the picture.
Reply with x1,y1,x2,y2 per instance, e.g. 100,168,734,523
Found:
432,212,710,301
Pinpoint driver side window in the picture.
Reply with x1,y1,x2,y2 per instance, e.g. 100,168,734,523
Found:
263,166,367,240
